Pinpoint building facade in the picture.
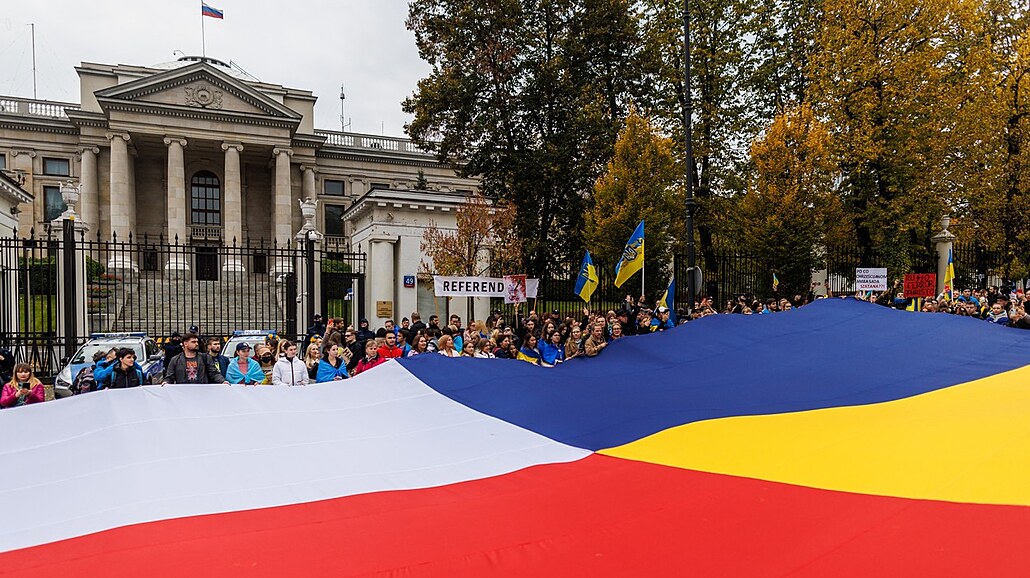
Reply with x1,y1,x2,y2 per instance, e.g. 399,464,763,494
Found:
0,56,485,328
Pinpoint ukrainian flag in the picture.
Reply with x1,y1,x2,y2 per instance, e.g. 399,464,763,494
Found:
658,277,677,323
943,249,955,301
614,220,644,288
658,278,675,310
573,251,599,303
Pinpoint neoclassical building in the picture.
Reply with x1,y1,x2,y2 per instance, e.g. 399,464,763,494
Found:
0,56,483,327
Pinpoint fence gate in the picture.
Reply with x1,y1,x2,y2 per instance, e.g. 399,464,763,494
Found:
320,240,366,326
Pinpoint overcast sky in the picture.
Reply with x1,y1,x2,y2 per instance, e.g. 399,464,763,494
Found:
0,1,430,137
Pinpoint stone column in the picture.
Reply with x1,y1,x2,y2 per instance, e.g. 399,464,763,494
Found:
107,132,132,240
272,147,293,246
932,215,956,296
78,146,100,234
106,132,136,273
222,142,246,274
163,137,190,275
164,137,188,243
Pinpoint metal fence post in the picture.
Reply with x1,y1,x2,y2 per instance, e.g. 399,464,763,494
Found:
61,220,78,360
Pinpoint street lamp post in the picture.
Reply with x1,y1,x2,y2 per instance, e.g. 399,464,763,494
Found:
683,0,697,312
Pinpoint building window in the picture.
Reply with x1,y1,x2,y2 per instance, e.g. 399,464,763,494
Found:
43,185,66,221
42,157,70,176
323,179,345,196
370,182,390,191
190,171,221,226
0,153,6,171
324,204,345,236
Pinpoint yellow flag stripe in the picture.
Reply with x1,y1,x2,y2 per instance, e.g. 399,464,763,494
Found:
601,364,1030,506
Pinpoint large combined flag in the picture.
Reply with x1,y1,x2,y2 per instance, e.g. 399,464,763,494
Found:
573,251,599,303
201,2,224,18
2,299,1030,576
943,248,956,300
613,220,644,288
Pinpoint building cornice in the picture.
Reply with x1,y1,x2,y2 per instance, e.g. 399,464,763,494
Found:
97,98,300,130
342,188,472,222
0,115,79,135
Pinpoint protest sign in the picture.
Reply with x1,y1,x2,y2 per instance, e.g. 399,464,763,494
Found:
904,273,937,298
434,276,539,298
855,268,888,291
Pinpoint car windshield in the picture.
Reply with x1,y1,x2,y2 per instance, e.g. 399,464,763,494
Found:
71,342,143,365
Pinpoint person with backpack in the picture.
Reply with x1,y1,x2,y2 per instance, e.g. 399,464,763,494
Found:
101,348,145,389
161,333,226,385
72,350,109,394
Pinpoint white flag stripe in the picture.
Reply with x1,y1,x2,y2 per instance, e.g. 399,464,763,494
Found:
0,361,588,552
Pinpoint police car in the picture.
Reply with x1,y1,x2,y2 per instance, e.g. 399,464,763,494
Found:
222,330,280,358
53,333,164,398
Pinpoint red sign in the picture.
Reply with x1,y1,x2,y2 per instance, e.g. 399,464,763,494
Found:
903,274,936,298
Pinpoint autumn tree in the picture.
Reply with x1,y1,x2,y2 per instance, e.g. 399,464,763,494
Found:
809,0,981,273
420,193,521,278
585,110,681,298
736,104,848,296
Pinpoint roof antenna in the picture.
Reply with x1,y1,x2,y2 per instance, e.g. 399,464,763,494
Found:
340,83,351,132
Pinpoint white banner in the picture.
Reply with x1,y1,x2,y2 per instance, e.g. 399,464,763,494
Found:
434,276,539,298
855,268,888,291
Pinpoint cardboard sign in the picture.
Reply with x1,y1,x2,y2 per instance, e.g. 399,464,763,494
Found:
504,275,527,304
855,268,888,291
903,274,936,298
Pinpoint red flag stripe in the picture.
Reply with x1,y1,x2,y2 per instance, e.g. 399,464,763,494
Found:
3,455,1029,577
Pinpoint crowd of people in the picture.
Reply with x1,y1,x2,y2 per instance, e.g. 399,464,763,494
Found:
1,283,1026,409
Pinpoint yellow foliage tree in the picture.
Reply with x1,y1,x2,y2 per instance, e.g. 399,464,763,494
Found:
585,110,681,299
738,104,849,296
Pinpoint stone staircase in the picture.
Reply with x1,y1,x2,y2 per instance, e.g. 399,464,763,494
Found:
102,273,289,336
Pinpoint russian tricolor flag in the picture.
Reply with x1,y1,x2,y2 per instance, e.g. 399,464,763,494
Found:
201,2,223,19
2,299,1030,576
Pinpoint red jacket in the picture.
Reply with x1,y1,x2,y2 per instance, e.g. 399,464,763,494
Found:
1,381,45,408
377,345,404,359
354,355,387,375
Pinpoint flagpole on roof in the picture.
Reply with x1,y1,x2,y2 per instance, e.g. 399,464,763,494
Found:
201,1,207,57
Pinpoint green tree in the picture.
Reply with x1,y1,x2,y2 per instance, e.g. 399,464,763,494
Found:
585,110,681,298
405,0,648,276
638,0,764,276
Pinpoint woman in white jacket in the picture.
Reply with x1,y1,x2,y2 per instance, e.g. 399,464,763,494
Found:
272,341,309,387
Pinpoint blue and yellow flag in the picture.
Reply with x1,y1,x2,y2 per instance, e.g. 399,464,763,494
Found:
772,273,780,292
573,251,599,303
943,249,955,301
658,278,675,310
614,220,644,288
658,277,677,324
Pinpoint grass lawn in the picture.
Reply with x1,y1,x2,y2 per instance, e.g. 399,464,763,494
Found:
17,295,57,333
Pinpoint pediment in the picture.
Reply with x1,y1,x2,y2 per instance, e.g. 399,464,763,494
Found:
94,62,301,123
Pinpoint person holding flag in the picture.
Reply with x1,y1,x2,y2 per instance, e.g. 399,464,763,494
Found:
942,249,955,301
574,251,599,303
614,220,645,290
654,278,677,328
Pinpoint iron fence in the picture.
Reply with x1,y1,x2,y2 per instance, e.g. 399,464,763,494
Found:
0,225,67,377
80,231,300,339
0,226,366,379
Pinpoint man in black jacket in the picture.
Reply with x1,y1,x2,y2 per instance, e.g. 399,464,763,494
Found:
162,333,226,384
